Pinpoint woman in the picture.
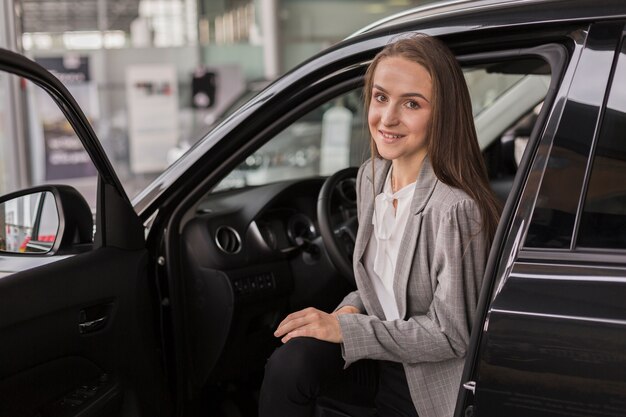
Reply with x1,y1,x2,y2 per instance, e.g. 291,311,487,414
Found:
259,34,500,417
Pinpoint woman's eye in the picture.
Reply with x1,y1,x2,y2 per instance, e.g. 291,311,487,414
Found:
405,100,420,109
374,93,387,103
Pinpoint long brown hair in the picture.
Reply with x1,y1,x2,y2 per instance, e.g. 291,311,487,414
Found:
364,34,501,242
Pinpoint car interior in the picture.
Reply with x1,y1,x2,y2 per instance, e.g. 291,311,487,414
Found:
168,55,555,415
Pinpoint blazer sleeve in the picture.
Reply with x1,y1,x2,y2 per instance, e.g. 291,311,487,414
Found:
337,198,488,365
335,290,365,313
333,160,371,314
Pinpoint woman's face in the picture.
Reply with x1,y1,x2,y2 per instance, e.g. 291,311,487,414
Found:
368,56,433,167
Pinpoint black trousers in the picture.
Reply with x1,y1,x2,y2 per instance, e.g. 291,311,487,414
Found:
259,337,419,417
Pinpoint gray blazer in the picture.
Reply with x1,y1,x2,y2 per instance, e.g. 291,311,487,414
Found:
336,157,488,417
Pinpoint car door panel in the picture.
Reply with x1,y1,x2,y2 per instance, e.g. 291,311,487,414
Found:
0,357,120,417
0,247,168,417
477,261,626,416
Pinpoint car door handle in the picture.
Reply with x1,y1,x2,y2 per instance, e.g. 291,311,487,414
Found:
79,315,108,334
463,380,476,394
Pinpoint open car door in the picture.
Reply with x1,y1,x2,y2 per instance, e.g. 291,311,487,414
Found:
455,21,626,417
0,49,171,416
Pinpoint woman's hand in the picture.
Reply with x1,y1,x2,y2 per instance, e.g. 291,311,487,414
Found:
274,306,360,344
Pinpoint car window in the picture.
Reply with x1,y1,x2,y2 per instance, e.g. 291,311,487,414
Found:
577,41,626,249
464,68,526,117
213,58,551,193
0,72,97,249
214,89,368,191
20,75,98,211
213,80,271,125
524,34,618,250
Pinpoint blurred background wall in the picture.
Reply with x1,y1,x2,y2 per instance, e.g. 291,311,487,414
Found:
0,0,438,200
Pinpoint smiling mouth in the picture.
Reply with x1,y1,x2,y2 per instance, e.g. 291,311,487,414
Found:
379,130,404,140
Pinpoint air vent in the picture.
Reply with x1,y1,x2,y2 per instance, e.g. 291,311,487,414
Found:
215,226,242,254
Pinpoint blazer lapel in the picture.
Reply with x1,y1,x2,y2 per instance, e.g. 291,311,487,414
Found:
394,157,438,318
352,158,390,319
354,159,391,262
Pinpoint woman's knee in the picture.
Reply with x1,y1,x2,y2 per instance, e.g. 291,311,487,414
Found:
264,337,341,388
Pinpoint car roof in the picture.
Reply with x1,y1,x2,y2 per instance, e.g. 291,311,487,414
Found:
349,0,626,40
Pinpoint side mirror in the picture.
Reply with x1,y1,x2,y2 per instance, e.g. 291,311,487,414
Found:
0,185,93,255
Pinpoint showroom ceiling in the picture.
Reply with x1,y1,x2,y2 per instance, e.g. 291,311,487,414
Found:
18,0,426,34
19,0,141,33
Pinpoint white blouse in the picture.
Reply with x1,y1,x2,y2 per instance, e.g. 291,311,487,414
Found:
364,168,415,320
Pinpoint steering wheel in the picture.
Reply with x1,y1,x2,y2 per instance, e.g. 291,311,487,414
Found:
317,167,359,287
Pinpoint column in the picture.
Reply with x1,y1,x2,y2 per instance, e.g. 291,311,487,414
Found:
259,0,280,79
0,0,30,192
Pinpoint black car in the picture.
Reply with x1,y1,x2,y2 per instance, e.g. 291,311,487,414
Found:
1,0,626,416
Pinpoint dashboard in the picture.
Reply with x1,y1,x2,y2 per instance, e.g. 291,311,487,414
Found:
190,178,326,267
179,177,354,388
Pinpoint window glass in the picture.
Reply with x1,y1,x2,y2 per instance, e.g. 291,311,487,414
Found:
0,72,97,248
464,68,525,117
577,43,626,249
470,58,551,204
214,58,550,194
523,32,617,249
214,89,368,191
22,75,98,215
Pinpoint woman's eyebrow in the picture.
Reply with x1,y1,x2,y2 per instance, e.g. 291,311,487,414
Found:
373,84,430,102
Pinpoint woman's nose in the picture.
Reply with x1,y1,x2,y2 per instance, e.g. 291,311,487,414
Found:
381,105,399,126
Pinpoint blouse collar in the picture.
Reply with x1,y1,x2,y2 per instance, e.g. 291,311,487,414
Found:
373,168,415,240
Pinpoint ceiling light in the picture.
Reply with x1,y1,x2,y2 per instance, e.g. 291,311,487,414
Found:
63,32,103,50
104,31,126,49
33,33,53,50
